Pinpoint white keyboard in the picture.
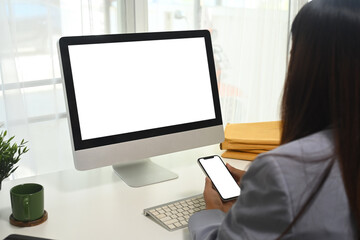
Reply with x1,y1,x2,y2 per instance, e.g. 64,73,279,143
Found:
144,194,205,231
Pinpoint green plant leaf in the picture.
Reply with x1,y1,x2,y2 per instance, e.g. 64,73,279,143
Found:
0,132,29,181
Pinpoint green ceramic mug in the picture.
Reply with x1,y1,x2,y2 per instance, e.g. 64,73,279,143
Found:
10,183,44,222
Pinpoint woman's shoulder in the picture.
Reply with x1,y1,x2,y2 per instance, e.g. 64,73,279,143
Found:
248,129,355,239
246,129,337,198
262,129,335,163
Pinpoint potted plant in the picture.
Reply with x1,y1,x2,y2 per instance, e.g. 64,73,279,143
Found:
0,130,29,190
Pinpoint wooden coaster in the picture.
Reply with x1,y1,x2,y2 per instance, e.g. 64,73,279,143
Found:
9,210,48,227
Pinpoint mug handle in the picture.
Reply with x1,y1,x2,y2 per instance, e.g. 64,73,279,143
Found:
23,197,30,221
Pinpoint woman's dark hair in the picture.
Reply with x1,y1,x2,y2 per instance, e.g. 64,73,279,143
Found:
280,0,360,237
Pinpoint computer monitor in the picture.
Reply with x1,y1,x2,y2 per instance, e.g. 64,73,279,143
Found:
58,30,224,187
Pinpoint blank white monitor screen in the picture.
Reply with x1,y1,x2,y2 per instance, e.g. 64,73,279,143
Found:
68,37,215,141
58,30,224,187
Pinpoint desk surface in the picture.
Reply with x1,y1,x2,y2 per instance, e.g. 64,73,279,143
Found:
0,145,251,240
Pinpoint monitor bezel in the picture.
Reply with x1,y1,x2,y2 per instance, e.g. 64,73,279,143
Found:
58,30,222,151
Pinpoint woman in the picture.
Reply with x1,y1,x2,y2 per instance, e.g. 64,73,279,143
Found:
188,0,360,239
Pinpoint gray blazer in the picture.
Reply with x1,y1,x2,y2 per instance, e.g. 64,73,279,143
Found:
188,130,357,239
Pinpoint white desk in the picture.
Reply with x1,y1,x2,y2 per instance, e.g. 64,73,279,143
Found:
0,145,250,240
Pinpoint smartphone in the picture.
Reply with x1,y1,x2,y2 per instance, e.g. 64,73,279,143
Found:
198,155,241,201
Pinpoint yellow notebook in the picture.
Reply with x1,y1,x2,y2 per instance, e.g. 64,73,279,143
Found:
221,121,281,161
224,121,281,145
220,142,277,151
222,150,259,161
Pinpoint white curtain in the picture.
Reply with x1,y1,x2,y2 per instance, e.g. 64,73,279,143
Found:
0,0,114,179
203,4,289,124
0,0,33,178
199,1,308,124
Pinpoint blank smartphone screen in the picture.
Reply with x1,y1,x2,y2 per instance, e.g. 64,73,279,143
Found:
199,156,241,200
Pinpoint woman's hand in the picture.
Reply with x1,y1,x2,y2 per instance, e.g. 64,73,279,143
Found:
203,177,236,212
203,163,246,213
226,163,246,185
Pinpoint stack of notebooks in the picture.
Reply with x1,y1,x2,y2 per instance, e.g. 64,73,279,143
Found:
221,121,281,161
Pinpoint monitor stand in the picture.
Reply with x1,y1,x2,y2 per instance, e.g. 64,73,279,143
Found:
112,159,178,187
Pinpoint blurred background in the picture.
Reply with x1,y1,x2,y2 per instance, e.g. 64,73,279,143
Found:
0,0,308,178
